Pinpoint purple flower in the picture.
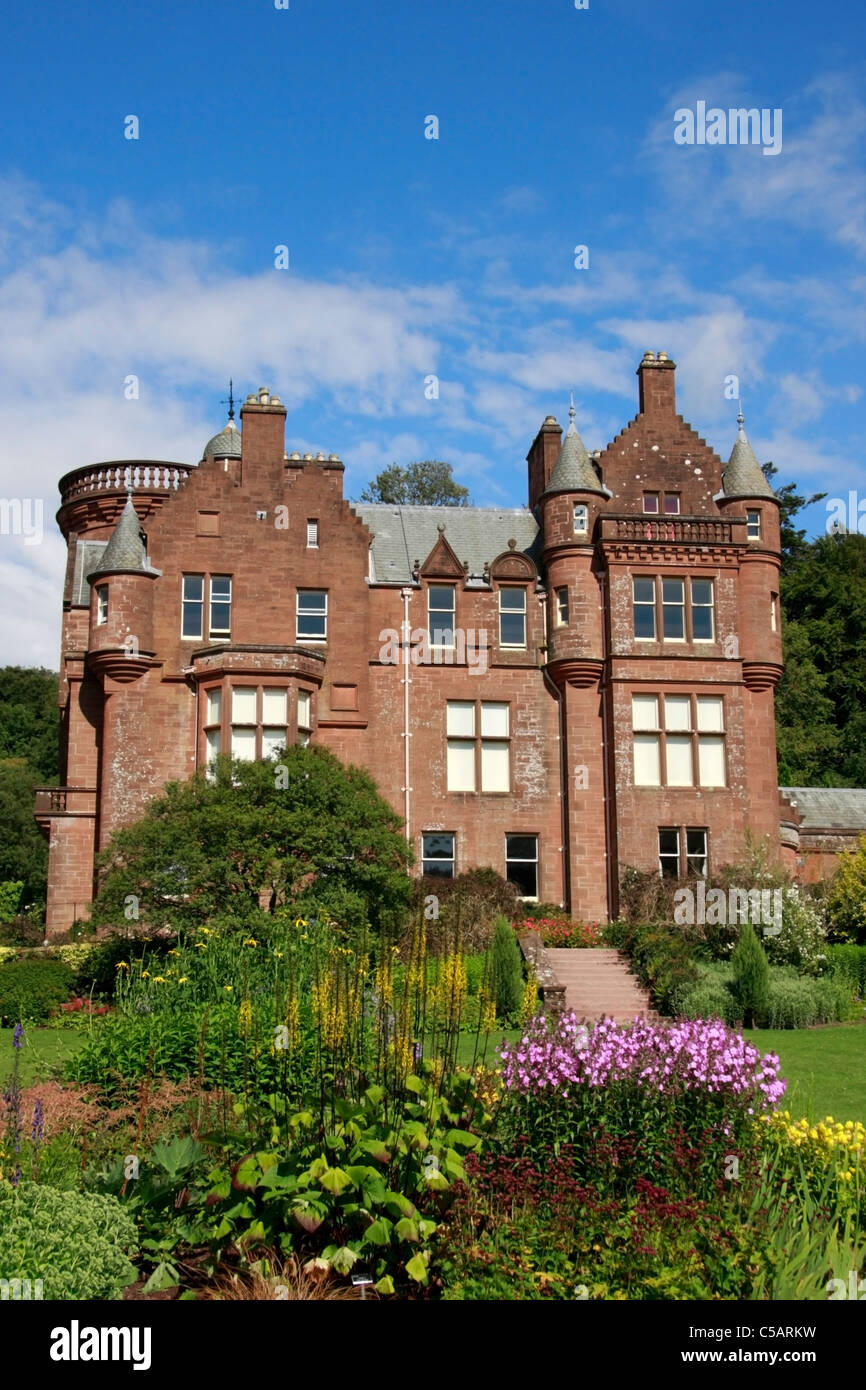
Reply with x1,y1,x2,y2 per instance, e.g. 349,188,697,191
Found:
12,1023,23,1050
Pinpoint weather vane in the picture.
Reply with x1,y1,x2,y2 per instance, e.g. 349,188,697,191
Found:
220,380,236,421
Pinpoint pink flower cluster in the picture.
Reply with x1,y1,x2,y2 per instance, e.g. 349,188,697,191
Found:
500,1012,786,1111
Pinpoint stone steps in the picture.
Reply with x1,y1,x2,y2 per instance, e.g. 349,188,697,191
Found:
544,947,660,1022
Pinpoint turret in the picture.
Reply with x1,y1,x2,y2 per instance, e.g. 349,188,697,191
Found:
716,410,782,684
540,398,609,676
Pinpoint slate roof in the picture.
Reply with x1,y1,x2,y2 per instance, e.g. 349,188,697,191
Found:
543,407,607,497
780,787,866,830
87,497,153,578
71,540,107,605
723,414,775,498
351,504,540,584
202,419,242,460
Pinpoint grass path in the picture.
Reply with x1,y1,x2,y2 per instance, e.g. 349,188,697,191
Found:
0,1025,86,1086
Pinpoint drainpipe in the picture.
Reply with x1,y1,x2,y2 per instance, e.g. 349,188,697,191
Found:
597,573,616,920
539,592,569,910
400,586,413,843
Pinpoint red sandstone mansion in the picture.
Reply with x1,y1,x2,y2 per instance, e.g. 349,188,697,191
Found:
37,353,800,935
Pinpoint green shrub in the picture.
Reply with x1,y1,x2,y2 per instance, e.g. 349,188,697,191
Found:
0,957,74,1024
731,922,770,1027
0,1181,138,1299
490,915,523,1020
0,881,23,923
763,972,852,1029
409,868,521,953
673,978,740,1027
616,920,700,1015
827,943,866,996
825,834,866,944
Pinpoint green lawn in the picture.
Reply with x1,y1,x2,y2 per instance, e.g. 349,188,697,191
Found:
5,1020,863,1125
0,1025,86,1086
742,1022,866,1122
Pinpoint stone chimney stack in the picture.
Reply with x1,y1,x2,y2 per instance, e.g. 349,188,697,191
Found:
636,351,677,419
240,387,287,472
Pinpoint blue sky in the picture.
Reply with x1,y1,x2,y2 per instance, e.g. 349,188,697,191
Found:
0,0,864,662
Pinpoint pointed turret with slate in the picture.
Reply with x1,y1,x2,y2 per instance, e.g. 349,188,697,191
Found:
543,397,607,498
540,395,607,694
722,409,774,499
87,495,154,579
85,495,159,684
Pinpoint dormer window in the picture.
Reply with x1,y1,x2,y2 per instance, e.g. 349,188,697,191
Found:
96,585,108,626
573,503,589,535
499,587,527,648
428,585,455,649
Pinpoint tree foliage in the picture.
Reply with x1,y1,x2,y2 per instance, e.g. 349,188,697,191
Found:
0,667,59,782
0,759,49,906
776,534,866,786
359,461,471,507
731,920,770,1028
90,745,412,934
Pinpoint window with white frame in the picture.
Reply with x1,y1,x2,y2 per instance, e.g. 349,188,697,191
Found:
231,686,258,761
428,585,455,649
505,833,538,900
261,687,288,759
297,590,327,641
297,688,312,746
770,592,778,633
691,579,714,641
643,492,659,514
746,510,761,540
209,576,232,638
658,826,708,878
422,832,455,878
662,577,685,640
573,503,589,535
632,693,726,788
96,585,109,626
633,576,715,643
182,574,232,640
182,575,204,639
446,700,510,792
658,827,680,878
306,519,319,548
498,587,526,647
204,687,222,779
556,587,569,626
633,577,656,639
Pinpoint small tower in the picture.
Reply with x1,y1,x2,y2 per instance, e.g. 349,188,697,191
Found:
716,408,782,686
540,396,609,674
86,495,159,683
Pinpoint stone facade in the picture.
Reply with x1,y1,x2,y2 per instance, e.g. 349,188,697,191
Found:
37,358,790,935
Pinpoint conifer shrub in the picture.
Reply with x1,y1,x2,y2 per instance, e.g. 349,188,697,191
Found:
731,922,770,1028
490,914,524,1021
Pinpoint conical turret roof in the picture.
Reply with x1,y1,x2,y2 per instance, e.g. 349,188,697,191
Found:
87,496,151,578
543,400,606,497
722,411,774,498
